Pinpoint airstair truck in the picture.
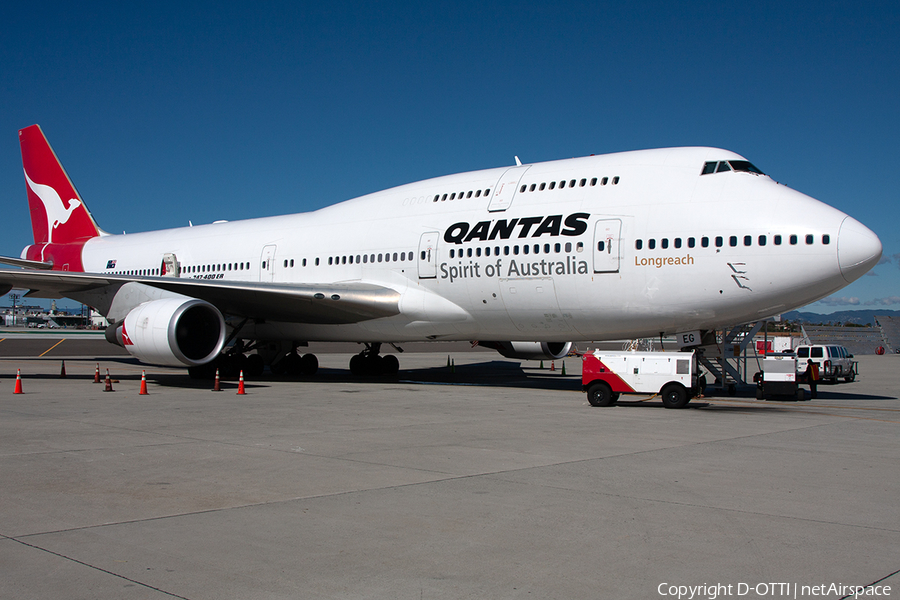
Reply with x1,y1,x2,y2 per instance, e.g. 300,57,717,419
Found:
582,350,701,409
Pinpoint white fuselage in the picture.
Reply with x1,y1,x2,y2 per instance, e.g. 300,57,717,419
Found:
76,147,881,343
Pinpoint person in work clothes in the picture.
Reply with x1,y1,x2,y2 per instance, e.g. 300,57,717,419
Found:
805,359,819,399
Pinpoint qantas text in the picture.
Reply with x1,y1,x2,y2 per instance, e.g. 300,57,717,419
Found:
443,213,589,245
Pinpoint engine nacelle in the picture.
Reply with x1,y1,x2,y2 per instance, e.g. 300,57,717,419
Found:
479,341,573,361
110,298,226,367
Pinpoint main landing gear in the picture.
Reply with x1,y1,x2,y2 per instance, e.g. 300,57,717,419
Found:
349,343,400,377
270,343,319,376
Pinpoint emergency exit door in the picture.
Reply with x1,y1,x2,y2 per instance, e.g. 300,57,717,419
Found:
418,232,439,279
593,219,622,273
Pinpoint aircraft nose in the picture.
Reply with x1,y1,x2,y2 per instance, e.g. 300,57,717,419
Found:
838,216,882,283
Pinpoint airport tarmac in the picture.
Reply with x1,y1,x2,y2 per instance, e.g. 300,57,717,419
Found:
1,350,898,599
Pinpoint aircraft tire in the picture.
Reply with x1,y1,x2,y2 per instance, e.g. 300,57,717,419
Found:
300,353,318,376
381,354,399,375
586,382,616,407
661,383,689,409
349,354,366,376
245,353,265,377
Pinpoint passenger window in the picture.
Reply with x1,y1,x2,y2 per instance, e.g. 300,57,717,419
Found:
544,244,550,253
393,253,398,261
758,235,766,246
590,178,597,186
529,184,536,192
744,235,752,246
576,242,584,252
674,238,682,249
806,234,814,245
661,238,669,249
504,246,510,256
476,247,482,257
601,177,608,185
636,239,643,250
688,237,695,248
612,176,620,184
539,183,546,191
774,235,782,245
790,235,798,245
549,181,556,189
580,178,587,187
701,237,709,248
570,180,576,187
475,190,481,197
565,242,572,252
822,234,830,245
449,249,455,258
467,248,473,257
554,243,560,252
513,246,519,255
523,245,529,255
649,239,656,250
467,191,473,198
715,236,723,248
729,236,737,247
520,185,527,193
598,241,605,251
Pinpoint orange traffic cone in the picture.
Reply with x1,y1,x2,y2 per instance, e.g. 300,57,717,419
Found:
139,370,148,395
212,368,222,392
13,369,23,394
550,361,556,371
60,360,67,378
94,363,101,383
236,370,246,395
104,369,114,392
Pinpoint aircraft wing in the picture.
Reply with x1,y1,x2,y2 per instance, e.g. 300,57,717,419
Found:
0,267,401,324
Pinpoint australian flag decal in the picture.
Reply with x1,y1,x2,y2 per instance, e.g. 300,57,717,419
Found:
106,260,117,269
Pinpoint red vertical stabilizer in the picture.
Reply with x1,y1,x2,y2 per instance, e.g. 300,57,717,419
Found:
18,125,101,270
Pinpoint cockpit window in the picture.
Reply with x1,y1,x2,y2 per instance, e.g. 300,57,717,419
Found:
700,160,765,176
729,160,764,174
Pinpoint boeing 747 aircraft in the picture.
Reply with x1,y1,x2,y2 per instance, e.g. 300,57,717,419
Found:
0,125,882,379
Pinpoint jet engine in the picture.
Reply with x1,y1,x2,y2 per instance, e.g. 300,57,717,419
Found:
478,341,573,361
107,298,226,367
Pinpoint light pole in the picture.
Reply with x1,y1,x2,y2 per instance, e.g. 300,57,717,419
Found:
9,293,19,327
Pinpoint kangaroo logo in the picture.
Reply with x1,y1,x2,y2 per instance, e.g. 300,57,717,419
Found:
24,169,82,259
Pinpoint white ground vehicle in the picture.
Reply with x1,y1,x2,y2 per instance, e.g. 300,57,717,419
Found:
795,345,857,382
755,353,805,401
582,350,701,409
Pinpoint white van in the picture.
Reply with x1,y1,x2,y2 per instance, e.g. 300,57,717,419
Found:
795,345,856,382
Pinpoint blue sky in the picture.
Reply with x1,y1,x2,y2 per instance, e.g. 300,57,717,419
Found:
1,1,897,313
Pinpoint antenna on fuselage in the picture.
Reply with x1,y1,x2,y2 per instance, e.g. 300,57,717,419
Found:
514,156,522,166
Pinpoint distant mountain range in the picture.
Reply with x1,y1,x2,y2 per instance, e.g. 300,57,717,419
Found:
780,309,900,326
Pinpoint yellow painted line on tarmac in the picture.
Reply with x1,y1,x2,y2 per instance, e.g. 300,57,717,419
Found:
38,339,65,357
